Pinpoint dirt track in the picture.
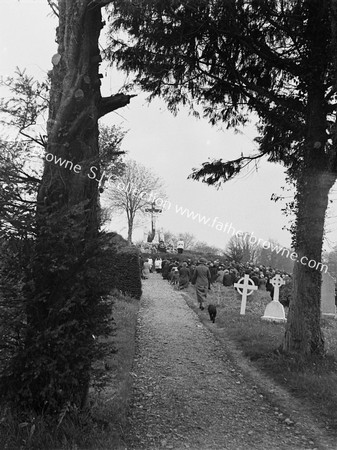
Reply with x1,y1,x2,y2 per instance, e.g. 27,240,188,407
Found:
123,274,333,450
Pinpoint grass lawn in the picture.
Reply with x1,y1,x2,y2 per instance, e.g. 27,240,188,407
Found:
182,282,337,436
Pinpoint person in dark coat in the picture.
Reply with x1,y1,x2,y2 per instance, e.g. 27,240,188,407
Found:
251,270,260,287
191,258,211,310
266,276,274,299
189,263,196,280
216,266,225,283
223,269,233,287
209,264,218,286
179,262,190,289
258,275,267,290
229,269,237,285
167,261,176,282
161,259,170,280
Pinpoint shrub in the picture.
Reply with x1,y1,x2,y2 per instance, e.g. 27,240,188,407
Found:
0,228,141,414
0,238,29,371
0,222,118,413
100,233,142,300
114,248,142,299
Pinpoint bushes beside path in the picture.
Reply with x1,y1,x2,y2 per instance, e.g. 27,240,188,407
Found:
0,290,139,450
0,231,141,449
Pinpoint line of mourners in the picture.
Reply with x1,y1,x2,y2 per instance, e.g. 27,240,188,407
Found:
140,255,293,307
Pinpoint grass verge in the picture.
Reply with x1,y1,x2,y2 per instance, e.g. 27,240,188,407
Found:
182,282,337,436
0,292,140,450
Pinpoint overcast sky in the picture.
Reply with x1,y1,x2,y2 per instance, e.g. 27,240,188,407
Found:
1,0,337,251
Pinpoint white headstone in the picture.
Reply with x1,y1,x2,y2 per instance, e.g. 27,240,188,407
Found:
321,272,336,317
270,275,285,302
262,275,286,322
234,274,258,315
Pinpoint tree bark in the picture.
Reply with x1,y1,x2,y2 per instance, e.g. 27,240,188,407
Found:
283,170,335,355
282,0,337,357
22,0,134,412
283,85,336,355
127,217,133,244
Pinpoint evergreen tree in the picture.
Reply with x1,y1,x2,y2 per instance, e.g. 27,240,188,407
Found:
107,0,337,356
0,1,135,413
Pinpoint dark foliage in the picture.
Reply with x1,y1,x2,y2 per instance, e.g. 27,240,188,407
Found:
0,139,41,239
115,249,142,299
108,0,337,356
0,65,132,413
0,238,31,366
101,233,142,300
107,0,336,183
279,281,293,308
98,124,127,176
0,225,121,413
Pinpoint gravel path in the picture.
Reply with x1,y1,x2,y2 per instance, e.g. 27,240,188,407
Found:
124,274,331,450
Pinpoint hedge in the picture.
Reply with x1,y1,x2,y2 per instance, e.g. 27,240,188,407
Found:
100,233,142,300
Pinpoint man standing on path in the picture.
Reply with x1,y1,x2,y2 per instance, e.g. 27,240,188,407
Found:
191,258,211,310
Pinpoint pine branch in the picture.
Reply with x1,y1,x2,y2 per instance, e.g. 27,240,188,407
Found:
189,152,267,187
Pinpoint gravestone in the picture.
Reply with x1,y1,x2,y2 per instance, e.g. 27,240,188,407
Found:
262,274,286,323
321,272,336,317
234,274,258,315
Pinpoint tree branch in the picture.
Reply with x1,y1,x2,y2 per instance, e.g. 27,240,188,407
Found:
88,0,114,10
98,93,137,118
47,0,59,18
19,130,45,148
16,169,41,184
189,151,268,187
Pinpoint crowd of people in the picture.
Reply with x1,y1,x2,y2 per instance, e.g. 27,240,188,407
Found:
140,256,291,303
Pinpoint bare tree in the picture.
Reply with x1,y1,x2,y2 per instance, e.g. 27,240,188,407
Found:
258,239,294,272
193,241,222,256
178,232,196,250
225,233,260,264
160,231,196,249
105,159,166,244
163,230,178,247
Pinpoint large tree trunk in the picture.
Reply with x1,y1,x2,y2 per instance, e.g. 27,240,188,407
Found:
283,84,336,355
23,0,104,413
19,0,134,412
282,0,337,357
283,170,335,355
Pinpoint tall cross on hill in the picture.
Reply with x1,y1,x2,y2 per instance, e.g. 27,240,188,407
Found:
144,202,162,242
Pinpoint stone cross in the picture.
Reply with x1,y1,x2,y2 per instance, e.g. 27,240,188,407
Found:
234,274,258,315
262,274,286,322
270,274,285,303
